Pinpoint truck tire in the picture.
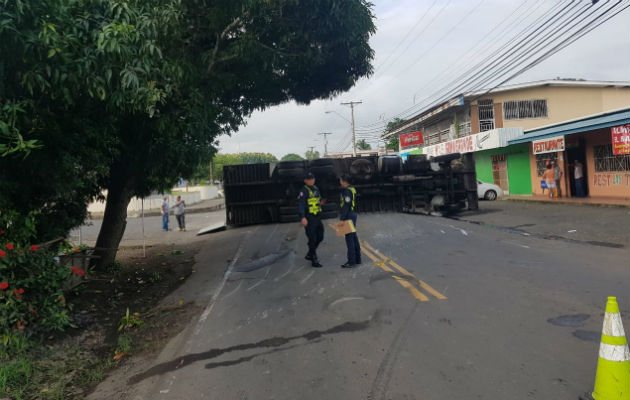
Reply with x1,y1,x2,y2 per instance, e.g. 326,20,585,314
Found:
350,159,375,181
378,156,401,175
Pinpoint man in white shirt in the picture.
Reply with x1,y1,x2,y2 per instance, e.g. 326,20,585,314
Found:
174,196,186,231
574,160,585,197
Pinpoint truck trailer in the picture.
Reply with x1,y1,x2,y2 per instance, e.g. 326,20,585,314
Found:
223,153,477,226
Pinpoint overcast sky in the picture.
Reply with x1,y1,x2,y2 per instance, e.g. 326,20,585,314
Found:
219,0,630,159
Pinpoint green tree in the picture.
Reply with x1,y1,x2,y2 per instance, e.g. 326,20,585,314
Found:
281,153,304,161
0,0,376,269
211,153,278,181
356,139,372,150
385,118,406,151
305,150,320,160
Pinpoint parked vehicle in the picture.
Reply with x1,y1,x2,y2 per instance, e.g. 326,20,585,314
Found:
477,180,503,200
223,154,479,226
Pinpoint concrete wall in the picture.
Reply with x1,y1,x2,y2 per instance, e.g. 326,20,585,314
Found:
473,86,630,132
586,129,630,199
180,185,219,200
88,192,202,214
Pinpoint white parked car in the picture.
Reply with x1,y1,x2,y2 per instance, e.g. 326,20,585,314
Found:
477,180,503,201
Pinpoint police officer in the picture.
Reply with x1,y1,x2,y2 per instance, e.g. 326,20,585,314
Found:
339,174,361,268
297,171,324,268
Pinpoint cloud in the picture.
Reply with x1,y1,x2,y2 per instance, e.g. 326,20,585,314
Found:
220,0,630,158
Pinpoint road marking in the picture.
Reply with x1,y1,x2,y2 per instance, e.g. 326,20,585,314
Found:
329,297,364,307
300,270,315,285
392,276,429,302
274,264,295,282
361,240,447,301
246,279,265,292
221,281,242,300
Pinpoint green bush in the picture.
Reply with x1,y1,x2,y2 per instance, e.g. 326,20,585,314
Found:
0,211,76,341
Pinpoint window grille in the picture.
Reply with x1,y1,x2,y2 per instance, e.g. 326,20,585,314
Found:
458,121,471,137
504,99,548,120
535,153,557,177
594,144,630,172
478,99,495,132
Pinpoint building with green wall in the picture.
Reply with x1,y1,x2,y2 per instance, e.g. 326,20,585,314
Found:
474,143,532,195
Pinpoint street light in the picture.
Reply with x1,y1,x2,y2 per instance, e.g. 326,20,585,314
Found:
325,110,351,124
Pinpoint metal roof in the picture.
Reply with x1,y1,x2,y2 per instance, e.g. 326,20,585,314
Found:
509,107,630,144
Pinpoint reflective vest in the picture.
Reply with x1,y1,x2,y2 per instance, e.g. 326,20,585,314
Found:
340,187,356,211
304,185,322,215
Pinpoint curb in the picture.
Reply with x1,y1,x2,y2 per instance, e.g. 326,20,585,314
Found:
503,197,629,209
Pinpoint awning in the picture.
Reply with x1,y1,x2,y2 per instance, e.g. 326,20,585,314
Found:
509,108,630,144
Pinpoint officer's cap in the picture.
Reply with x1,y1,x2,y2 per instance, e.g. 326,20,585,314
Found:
304,171,315,179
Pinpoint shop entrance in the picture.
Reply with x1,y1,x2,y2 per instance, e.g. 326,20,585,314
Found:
491,154,509,194
566,138,588,197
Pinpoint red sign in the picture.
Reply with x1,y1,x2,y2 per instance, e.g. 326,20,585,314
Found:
611,124,630,155
400,131,424,147
532,136,565,154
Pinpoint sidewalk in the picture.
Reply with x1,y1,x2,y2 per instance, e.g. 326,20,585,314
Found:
90,198,225,219
455,199,630,248
505,194,629,207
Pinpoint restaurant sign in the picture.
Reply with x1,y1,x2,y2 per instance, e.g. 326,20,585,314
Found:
532,136,565,155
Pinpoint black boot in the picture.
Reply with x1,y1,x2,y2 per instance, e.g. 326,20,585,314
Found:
311,258,323,268
341,262,356,268
305,252,314,261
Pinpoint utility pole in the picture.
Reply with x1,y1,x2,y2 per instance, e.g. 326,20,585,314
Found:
317,132,332,156
341,101,362,157
307,146,315,159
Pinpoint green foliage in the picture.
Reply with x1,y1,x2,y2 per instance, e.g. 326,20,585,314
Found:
305,150,320,160
0,358,32,398
356,139,372,150
118,308,143,332
211,153,278,180
281,153,304,161
0,0,376,261
116,334,132,354
385,118,406,151
0,213,72,337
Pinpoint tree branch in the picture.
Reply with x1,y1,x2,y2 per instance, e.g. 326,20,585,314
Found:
207,17,242,74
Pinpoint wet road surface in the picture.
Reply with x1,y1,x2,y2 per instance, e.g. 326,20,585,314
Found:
96,212,629,400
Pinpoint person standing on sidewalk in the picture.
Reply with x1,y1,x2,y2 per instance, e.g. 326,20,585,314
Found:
552,160,563,197
543,165,556,198
339,175,361,268
297,172,324,268
574,160,585,197
161,196,170,231
174,195,186,231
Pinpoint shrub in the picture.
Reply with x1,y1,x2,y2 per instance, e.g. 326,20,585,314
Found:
0,211,76,340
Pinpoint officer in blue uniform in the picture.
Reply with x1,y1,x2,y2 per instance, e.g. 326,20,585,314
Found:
297,171,324,268
339,174,361,268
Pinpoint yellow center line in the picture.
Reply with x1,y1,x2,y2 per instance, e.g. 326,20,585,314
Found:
361,246,428,302
392,276,429,302
361,240,447,300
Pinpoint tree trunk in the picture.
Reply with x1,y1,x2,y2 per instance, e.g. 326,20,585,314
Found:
93,174,134,270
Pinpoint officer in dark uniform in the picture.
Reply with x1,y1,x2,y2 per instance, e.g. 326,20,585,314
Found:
339,174,361,268
297,171,324,268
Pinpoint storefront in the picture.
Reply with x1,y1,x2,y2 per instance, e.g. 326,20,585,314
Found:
473,143,532,195
510,108,630,200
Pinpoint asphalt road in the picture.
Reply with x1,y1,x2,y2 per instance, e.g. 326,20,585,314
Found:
90,212,629,400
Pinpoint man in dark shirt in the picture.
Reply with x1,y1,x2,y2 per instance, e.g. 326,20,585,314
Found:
297,172,324,268
339,174,361,268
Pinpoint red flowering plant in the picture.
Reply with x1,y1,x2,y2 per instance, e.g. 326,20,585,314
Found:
0,210,71,337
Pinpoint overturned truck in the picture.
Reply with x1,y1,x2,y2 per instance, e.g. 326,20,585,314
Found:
223,153,478,226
